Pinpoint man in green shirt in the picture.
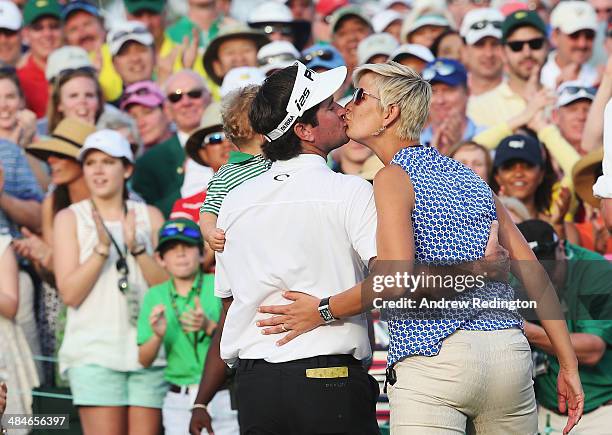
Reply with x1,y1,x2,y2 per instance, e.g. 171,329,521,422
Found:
137,218,238,435
518,219,612,435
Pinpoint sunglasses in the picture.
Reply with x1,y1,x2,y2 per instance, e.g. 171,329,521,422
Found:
351,87,380,106
559,85,596,97
258,53,297,67
568,29,596,41
506,37,545,52
421,62,456,81
111,26,150,42
160,224,202,240
203,132,226,146
301,49,334,64
167,88,205,104
262,24,293,36
0,65,17,76
470,20,501,31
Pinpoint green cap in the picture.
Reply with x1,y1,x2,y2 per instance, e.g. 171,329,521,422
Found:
23,0,61,26
501,10,547,42
156,218,203,252
124,0,165,15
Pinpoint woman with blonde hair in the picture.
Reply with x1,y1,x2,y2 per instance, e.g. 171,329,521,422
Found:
258,61,584,435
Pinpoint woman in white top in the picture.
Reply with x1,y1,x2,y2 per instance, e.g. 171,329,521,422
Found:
53,130,168,435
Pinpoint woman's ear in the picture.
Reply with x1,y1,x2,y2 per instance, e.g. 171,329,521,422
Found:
124,163,134,180
383,104,401,129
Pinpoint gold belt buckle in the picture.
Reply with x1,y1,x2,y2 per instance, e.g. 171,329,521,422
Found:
305,366,349,379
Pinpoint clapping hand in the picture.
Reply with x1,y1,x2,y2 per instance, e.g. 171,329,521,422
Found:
150,304,167,338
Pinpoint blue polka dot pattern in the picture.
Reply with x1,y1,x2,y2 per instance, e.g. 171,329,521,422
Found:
386,146,523,367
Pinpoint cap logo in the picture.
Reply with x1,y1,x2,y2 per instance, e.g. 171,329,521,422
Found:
36,0,48,7
508,139,525,149
515,11,527,19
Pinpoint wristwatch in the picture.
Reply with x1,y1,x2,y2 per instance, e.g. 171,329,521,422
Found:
318,297,337,324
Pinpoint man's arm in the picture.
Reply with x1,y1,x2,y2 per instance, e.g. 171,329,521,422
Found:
189,297,232,435
0,193,41,233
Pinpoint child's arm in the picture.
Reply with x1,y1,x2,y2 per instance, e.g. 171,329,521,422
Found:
138,304,166,367
200,212,226,252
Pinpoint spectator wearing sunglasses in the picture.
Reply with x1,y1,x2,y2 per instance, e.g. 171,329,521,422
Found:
108,21,156,96
420,58,485,154
541,1,598,90
54,129,168,435
0,0,25,67
138,218,239,435
468,10,548,128
202,23,269,93
122,80,173,151
17,0,63,119
132,70,211,217
552,81,595,155
460,8,504,97
248,1,311,51
517,219,612,435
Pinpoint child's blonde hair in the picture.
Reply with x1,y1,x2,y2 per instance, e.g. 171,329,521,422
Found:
221,85,260,148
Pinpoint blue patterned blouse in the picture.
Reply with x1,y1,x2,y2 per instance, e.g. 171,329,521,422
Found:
386,145,523,367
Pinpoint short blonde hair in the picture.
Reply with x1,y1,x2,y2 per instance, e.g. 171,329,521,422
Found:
221,85,260,148
353,61,431,141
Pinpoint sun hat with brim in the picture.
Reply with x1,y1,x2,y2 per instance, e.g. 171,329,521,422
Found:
156,218,203,252
203,24,270,86
77,129,134,163
185,102,223,167
573,148,603,208
26,117,97,161
124,0,164,15
23,0,62,26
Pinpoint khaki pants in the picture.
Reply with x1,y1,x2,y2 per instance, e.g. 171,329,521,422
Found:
538,403,612,435
388,329,537,434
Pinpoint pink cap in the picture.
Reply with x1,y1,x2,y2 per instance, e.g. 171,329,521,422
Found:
501,1,530,16
316,0,348,17
120,80,164,111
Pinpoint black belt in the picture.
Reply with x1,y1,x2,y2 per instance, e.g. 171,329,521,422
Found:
238,354,359,370
169,384,228,394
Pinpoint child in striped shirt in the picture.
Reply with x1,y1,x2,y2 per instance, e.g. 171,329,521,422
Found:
199,85,272,251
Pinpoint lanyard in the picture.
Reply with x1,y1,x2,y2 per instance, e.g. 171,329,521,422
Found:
169,271,205,363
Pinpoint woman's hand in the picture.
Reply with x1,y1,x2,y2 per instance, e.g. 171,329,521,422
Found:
122,209,137,252
257,291,324,346
12,227,52,268
557,367,584,435
92,208,111,248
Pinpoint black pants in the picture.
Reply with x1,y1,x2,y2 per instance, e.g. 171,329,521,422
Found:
235,354,381,435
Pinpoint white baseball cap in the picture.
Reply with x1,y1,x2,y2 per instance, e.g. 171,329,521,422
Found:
555,80,596,108
550,1,597,35
403,13,450,39
220,67,266,98
45,46,94,81
371,9,403,34
264,61,347,141
78,129,134,163
390,43,434,63
0,0,21,31
381,0,412,8
460,8,503,45
257,40,300,75
107,21,154,56
358,33,399,65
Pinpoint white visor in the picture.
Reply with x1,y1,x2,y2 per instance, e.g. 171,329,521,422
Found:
264,61,347,142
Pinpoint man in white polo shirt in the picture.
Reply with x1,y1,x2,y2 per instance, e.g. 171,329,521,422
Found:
190,61,380,435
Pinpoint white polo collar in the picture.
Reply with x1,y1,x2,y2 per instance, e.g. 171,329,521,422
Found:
271,153,328,170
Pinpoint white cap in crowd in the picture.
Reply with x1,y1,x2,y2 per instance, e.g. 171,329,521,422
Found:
45,46,93,81
550,0,597,35
257,41,300,75
460,8,504,45
358,33,399,65
371,9,404,34
78,129,134,163
555,80,596,108
248,0,293,25
107,21,154,56
220,67,266,98
0,0,21,31
390,43,434,63
381,0,413,9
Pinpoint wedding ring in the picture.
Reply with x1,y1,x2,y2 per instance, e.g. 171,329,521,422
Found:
281,324,289,332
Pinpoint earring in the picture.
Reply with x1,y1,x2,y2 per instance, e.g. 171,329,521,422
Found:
372,125,386,136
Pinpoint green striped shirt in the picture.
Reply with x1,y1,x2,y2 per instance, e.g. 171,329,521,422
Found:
200,151,272,216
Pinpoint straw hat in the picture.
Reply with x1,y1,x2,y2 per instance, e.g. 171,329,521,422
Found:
26,117,97,161
572,147,603,208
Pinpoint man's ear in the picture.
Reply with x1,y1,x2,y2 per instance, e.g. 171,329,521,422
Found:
293,122,314,142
